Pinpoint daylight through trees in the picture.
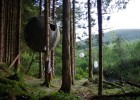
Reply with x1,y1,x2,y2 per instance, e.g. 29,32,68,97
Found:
0,0,140,99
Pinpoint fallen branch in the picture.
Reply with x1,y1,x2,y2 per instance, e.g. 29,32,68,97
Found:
103,80,126,93
8,46,26,69
92,92,140,99
103,80,121,88
9,50,23,69
126,81,140,88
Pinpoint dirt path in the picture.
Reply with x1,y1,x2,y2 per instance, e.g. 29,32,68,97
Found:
24,75,97,99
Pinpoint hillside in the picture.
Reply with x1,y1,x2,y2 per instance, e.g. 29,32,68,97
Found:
77,29,140,47
103,29,140,44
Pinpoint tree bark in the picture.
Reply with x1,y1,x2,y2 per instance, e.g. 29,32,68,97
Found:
39,0,42,15
88,0,93,81
50,50,54,79
50,0,56,80
3,0,9,62
39,0,43,78
15,0,22,71
60,0,71,93
97,0,103,96
70,2,74,85
73,0,76,77
44,0,50,87
39,53,43,78
10,0,14,64
7,1,11,63
52,0,56,19
0,0,4,62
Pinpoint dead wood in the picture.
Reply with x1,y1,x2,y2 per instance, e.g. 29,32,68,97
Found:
103,80,126,93
126,81,140,88
92,92,140,100
9,50,23,69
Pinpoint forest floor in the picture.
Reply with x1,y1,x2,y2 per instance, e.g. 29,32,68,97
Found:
0,66,140,100
24,75,95,99
24,75,140,100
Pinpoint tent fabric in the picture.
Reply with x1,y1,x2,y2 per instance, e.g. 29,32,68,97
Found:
24,15,60,52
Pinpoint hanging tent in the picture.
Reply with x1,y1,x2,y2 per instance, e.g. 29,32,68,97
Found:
24,15,60,52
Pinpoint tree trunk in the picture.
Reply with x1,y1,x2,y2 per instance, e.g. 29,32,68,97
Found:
88,0,93,81
59,0,71,93
52,0,55,19
39,0,42,15
39,0,43,78
50,50,54,79
50,0,56,80
70,10,74,85
7,1,11,63
15,0,22,71
3,0,9,62
44,0,50,87
10,0,14,64
39,53,43,78
0,0,4,62
73,0,76,76
97,0,103,96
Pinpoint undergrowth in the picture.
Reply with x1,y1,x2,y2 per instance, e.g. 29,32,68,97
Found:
42,92,80,100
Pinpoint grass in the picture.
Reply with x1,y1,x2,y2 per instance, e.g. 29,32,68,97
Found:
0,68,140,100
24,75,140,99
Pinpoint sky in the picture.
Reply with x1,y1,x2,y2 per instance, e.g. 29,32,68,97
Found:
107,0,140,30
76,0,140,41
